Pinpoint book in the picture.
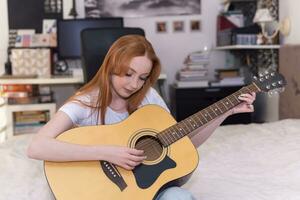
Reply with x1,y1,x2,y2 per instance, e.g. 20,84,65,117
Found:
175,80,209,88
211,76,245,86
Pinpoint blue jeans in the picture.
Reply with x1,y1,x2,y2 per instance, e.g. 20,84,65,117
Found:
155,187,196,200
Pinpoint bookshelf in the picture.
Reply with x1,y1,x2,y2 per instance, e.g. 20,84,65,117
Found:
2,103,56,139
216,0,280,123
0,76,84,141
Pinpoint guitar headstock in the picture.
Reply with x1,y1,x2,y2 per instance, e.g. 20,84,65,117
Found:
252,70,287,94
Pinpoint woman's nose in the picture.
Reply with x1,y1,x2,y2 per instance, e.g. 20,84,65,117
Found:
129,78,139,89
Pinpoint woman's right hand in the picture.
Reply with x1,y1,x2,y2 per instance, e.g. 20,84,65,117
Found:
100,146,146,170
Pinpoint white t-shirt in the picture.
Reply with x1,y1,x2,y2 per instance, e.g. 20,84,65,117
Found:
59,87,169,126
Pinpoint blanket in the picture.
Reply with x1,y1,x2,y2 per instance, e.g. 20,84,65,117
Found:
0,119,299,200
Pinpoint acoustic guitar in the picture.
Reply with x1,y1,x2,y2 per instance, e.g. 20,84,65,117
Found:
44,70,286,200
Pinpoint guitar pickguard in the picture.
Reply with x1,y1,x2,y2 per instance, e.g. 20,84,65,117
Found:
133,155,176,189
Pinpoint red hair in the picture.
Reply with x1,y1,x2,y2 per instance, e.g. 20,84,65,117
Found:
66,35,161,124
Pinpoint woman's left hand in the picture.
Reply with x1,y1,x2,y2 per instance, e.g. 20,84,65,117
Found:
231,92,256,114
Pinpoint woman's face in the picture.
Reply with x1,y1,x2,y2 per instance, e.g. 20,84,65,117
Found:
111,55,152,99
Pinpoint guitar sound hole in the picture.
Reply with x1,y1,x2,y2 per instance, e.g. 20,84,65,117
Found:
135,135,163,162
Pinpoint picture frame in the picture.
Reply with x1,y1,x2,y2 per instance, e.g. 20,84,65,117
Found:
156,21,167,33
173,21,184,32
190,20,201,32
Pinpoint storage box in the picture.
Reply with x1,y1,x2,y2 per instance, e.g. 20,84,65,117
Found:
10,48,51,77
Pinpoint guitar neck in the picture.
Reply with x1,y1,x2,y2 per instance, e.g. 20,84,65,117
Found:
158,83,260,147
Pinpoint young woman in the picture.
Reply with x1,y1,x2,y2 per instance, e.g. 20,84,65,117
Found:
27,35,256,200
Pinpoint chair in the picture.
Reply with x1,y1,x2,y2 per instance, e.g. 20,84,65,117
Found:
80,27,145,83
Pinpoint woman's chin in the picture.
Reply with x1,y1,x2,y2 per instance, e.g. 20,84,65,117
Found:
117,91,133,99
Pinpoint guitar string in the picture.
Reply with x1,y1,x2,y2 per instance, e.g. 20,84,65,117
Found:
135,138,163,154
132,86,258,153
135,143,162,158
159,86,257,145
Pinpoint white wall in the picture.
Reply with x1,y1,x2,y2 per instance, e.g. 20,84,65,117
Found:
280,0,300,44
266,0,300,122
0,0,8,75
62,0,225,103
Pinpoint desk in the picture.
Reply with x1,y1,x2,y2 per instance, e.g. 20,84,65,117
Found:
0,76,84,85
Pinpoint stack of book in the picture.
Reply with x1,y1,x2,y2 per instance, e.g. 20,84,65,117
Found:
0,84,36,104
0,84,53,104
13,111,50,135
211,68,245,86
184,50,210,69
175,50,211,88
175,68,209,88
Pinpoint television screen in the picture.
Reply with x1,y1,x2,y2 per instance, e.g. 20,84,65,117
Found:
58,18,123,58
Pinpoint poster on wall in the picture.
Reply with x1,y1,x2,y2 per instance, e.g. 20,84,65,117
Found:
84,0,201,18
8,0,62,33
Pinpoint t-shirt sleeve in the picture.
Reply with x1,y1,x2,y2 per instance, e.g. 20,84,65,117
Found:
141,88,170,112
59,101,91,126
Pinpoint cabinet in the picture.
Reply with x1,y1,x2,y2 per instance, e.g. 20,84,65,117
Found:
2,103,56,140
0,76,84,142
170,85,252,125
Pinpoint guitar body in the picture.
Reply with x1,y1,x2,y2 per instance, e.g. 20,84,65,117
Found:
44,105,199,200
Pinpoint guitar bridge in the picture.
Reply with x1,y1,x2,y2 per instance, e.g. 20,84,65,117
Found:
100,161,127,191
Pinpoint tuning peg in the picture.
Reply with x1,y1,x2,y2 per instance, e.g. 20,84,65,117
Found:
259,78,264,82
266,85,271,90
265,75,270,79
259,73,264,77
278,80,283,85
265,70,269,75
253,76,258,80
272,82,277,87
271,72,275,76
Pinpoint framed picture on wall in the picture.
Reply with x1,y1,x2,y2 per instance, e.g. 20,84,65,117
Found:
173,21,184,32
85,0,201,18
156,21,167,33
190,20,201,31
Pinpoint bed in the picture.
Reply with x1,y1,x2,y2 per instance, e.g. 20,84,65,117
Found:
0,119,299,200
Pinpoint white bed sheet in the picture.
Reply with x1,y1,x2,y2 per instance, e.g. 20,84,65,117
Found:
184,119,300,200
0,119,299,200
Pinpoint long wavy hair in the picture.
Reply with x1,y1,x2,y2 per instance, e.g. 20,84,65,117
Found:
66,35,161,124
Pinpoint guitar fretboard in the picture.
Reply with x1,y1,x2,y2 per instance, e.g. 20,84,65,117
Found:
157,84,260,147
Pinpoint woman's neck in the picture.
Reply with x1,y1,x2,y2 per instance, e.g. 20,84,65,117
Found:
110,96,128,113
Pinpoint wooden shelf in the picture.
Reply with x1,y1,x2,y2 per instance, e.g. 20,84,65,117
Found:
215,45,281,50
0,73,166,85
0,76,84,85
5,103,56,111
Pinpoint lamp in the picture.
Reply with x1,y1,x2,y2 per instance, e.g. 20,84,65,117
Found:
253,8,291,44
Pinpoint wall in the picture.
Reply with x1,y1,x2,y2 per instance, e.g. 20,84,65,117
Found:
0,0,8,75
279,0,300,44
254,0,300,122
263,0,300,122
62,0,224,102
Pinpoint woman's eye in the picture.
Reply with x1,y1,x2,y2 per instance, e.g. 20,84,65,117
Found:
139,77,148,81
125,73,132,77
